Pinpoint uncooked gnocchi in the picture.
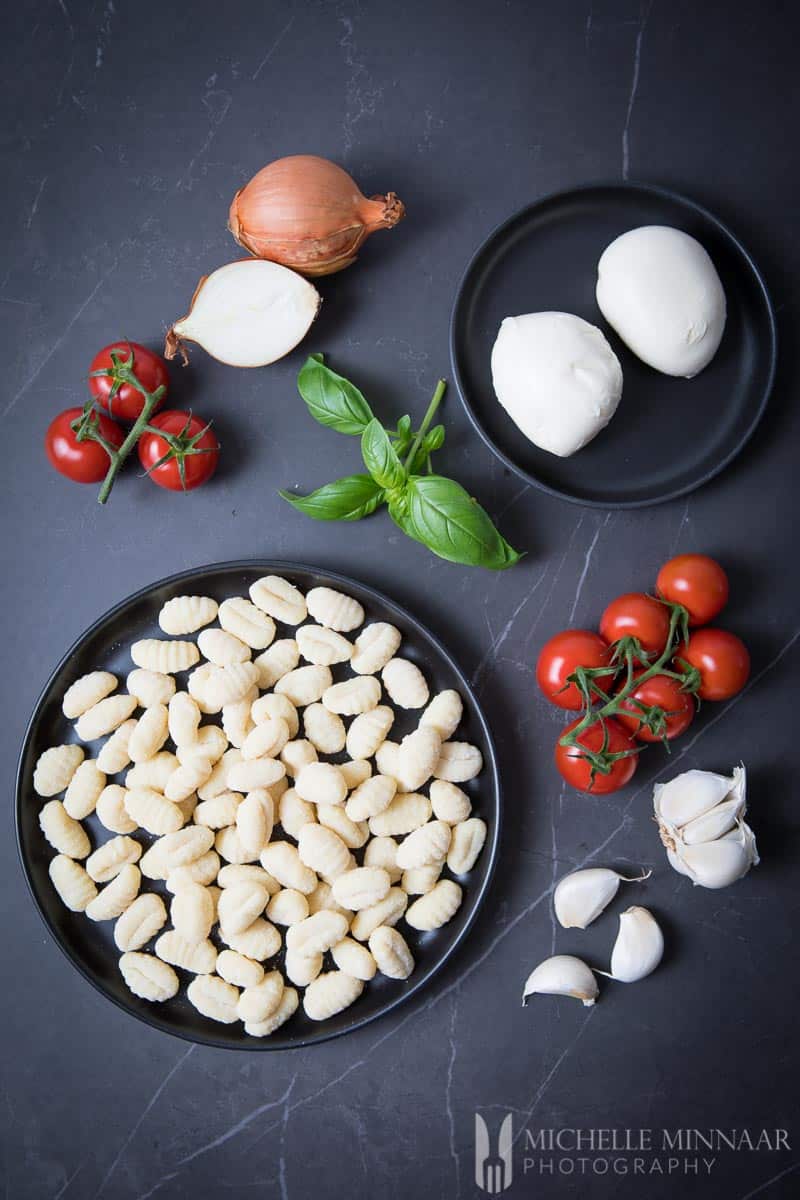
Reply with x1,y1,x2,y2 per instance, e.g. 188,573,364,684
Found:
159,595,218,636
62,671,117,719
34,744,85,797
381,658,429,709
131,638,200,674
218,597,276,649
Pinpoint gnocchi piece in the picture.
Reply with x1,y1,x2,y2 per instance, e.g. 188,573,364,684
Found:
33,744,85,797
420,689,464,741
434,741,483,783
241,716,290,760
447,818,487,875
430,779,472,824
280,739,318,778
171,882,215,942
338,759,371,789
217,863,279,894
39,800,90,859
177,724,227,767
381,658,429,710
297,824,351,881
316,804,369,850
253,639,299,688
260,842,317,895
236,789,274,856
64,758,106,819
186,974,240,1024
244,985,299,1037
278,788,316,839
218,597,276,649
350,622,402,675
405,879,463,931
165,759,213,803
303,703,346,754
197,748,242,800
194,790,241,829
249,575,308,625
120,952,179,1002
306,880,349,917
222,917,281,961
237,970,284,1023
296,624,353,667
303,971,363,1021
96,784,138,834
306,586,364,633
345,705,395,761
62,671,118,719
124,787,184,836
368,792,432,837
186,662,217,712
217,881,270,935
402,863,442,895
197,627,251,666
166,850,221,891
331,937,377,981
369,925,414,980
202,662,260,710
252,693,299,737
332,866,391,912
125,751,178,792
156,825,214,871
128,705,169,763
363,836,401,882
126,668,176,708
85,863,140,921
96,720,137,775
114,893,167,952
266,888,309,926
295,762,347,807
139,841,171,881
86,835,142,883
285,947,323,987
322,676,381,716
76,694,138,741
159,595,218,635
227,758,286,794
221,696,254,749
217,948,265,989
49,855,97,912
286,910,349,957
275,664,332,707
345,774,396,822
374,739,401,779
395,820,451,871
215,826,259,865
349,887,408,942
393,727,441,792
156,931,218,974
131,639,200,675
168,692,201,747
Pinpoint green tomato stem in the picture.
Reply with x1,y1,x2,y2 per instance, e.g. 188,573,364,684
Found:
96,380,166,505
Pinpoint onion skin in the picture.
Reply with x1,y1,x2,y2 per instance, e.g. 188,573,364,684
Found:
229,155,405,277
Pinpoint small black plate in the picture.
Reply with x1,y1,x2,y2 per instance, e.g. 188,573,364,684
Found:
16,561,500,1050
450,183,776,508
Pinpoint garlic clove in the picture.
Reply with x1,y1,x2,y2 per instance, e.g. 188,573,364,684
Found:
655,769,732,827
679,822,758,888
609,906,664,983
680,796,745,845
522,955,599,1007
553,867,649,930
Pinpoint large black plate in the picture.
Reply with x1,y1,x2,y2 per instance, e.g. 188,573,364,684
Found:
16,561,500,1050
450,183,776,507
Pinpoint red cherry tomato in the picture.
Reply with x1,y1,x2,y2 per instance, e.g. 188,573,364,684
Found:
599,593,671,656
675,628,750,701
616,673,695,742
45,407,124,484
554,716,639,794
89,341,169,421
536,630,612,710
656,554,729,626
138,410,219,491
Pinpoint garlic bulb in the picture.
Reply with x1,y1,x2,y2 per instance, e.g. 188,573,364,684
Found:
553,867,650,929
609,906,663,982
655,765,758,889
522,955,598,1007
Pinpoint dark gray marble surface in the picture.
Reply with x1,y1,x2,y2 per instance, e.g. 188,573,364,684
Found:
2,1,798,1197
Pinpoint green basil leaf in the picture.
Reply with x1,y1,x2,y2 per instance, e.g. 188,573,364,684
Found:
279,475,385,522
395,414,412,440
424,424,445,453
361,418,407,490
393,475,522,570
297,354,374,435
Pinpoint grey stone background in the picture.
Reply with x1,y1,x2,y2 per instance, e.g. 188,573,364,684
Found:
2,1,798,1197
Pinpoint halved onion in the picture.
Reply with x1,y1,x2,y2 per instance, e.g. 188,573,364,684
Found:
165,260,321,368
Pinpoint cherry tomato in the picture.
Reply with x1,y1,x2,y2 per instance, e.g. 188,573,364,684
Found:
89,341,169,421
554,716,639,794
536,630,612,710
599,592,671,656
45,407,124,484
656,554,729,626
138,410,219,491
616,673,695,742
675,628,750,701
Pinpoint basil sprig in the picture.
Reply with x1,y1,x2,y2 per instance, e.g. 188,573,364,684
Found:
280,354,521,571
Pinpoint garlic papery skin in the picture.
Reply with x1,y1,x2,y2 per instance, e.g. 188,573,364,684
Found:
523,955,599,1007
609,907,664,983
553,867,650,930
656,765,757,889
